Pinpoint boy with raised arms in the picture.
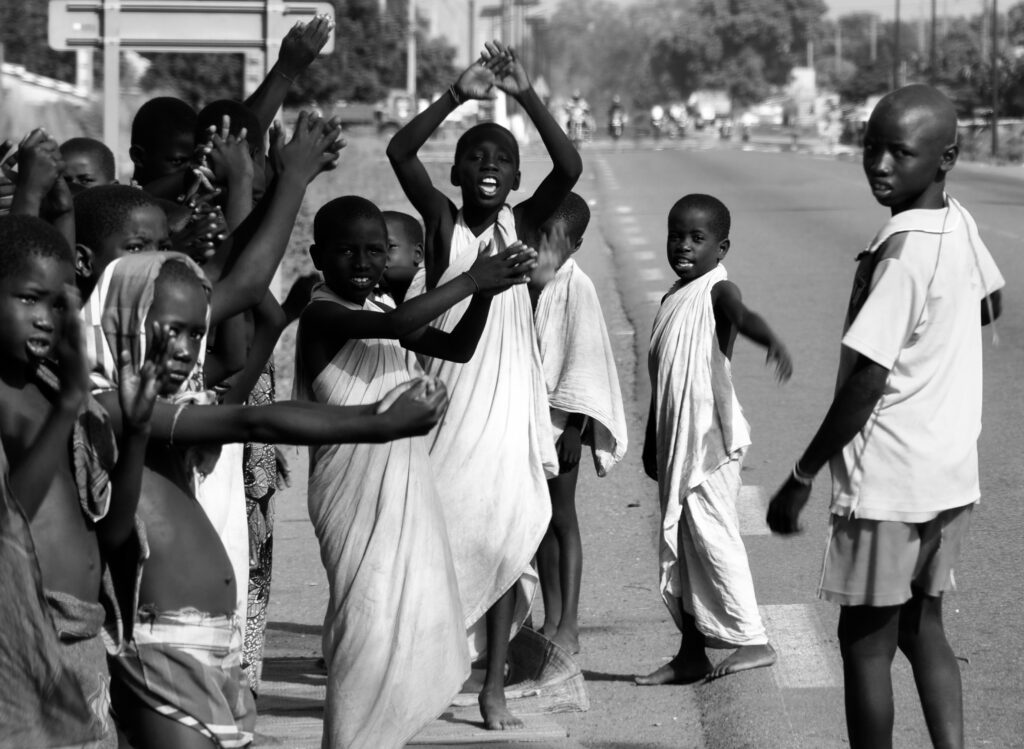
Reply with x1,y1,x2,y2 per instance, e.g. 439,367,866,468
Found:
768,84,1004,749
387,40,581,730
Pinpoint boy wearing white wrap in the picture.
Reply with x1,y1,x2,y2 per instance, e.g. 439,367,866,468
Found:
530,192,628,655
295,196,536,748
387,40,582,730
636,194,792,685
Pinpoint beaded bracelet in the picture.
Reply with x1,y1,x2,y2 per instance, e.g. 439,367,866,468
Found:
449,85,463,105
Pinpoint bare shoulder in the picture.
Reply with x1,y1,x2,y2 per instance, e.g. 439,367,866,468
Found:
711,278,742,304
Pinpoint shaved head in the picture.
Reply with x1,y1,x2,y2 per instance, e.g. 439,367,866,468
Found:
872,85,958,145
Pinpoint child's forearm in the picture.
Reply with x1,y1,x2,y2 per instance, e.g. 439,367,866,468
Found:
99,424,149,548
386,90,458,165
516,87,582,181
387,273,476,337
220,295,287,406
223,173,254,231
423,294,492,362
735,310,778,349
210,172,305,324
796,356,888,476
244,66,293,136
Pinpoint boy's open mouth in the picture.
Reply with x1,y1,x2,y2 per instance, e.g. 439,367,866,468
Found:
479,177,499,197
25,337,51,358
350,276,375,288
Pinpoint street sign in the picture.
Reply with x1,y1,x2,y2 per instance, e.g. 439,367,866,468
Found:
48,1,335,54
47,0,336,169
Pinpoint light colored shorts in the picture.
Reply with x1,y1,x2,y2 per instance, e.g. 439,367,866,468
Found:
818,503,973,607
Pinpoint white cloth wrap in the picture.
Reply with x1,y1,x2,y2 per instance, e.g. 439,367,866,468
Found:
408,205,556,660
535,258,628,476
294,288,469,749
649,264,765,644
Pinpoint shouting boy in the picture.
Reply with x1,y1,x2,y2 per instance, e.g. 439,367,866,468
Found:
767,85,1004,749
387,40,581,729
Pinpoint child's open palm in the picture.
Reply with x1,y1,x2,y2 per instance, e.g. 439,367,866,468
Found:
278,14,335,76
118,322,172,433
277,111,345,184
482,41,531,97
454,58,497,101
466,240,538,296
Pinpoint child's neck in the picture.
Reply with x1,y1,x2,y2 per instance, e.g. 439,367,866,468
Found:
0,358,37,391
462,203,504,238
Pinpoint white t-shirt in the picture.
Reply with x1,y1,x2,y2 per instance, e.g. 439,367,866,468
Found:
830,199,1004,522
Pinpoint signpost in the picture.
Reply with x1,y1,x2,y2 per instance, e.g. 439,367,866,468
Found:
48,0,335,163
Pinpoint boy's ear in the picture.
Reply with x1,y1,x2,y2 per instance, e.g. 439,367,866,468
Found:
308,243,323,270
75,244,94,278
939,141,959,175
512,170,521,191
128,144,146,170
718,238,730,258
413,243,424,265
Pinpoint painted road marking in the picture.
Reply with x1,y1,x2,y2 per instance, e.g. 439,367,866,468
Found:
738,485,769,535
760,604,842,689
628,236,648,246
638,268,663,281
633,250,656,261
615,205,633,214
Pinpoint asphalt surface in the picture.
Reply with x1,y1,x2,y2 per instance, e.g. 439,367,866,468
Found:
256,133,1024,747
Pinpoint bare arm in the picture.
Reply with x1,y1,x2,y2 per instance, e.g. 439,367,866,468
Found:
220,293,288,406
981,289,1002,325
642,395,657,480
402,295,492,363
766,354,889,534
209,113,343,325
712,280,792,381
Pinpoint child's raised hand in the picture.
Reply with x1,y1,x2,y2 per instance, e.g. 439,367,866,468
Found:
529,223,573,291
278,14,335,77
453,57,497,102
209,120,255,187
15,129,62,200
277,111,345,184
377,376,449,437
465,240,538,295
53,284,89,409
766,339,793,383
170,206,228,263
482,41,531,97
118,321,172,433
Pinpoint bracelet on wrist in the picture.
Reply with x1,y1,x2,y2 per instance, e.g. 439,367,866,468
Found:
462,271,480,293
791,460,814,486
275,69,295,84
449,85,463,105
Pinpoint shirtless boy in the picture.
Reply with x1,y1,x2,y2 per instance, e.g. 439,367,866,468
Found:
767,85,1004,749
0,215,167,747
387,40,581,729
636,194,790,685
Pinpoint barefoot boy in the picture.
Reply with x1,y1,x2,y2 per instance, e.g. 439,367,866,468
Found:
296,195,536,747
530,193,627,655
0,215,166,747
767,85,1004,749
636,194,790,686
387,40,582,729
84,252,449,748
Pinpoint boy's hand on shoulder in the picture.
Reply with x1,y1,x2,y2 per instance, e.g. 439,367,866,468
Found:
118,322,172,434
278,111,346,184
766,477,811,535
53,284,89,410
277,14,335,77
377,377,448,438
482,40,531,98
466,240,537,296
766,338,793,383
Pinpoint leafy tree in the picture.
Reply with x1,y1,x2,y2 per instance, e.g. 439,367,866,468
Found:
1,0,76,81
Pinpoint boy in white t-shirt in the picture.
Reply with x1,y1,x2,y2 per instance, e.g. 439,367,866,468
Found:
767,85,1004,749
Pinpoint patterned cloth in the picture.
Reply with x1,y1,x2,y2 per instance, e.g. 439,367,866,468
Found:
109,607,256,748
242,360,277,694
0,440,100,747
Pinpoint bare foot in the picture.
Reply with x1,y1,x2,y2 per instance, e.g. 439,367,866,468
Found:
550,628,580,655
634,652,712,685
479,687,523,730
707,643,777,680
540,621,558,639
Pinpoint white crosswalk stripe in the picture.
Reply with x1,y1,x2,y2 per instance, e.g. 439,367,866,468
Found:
760,604,842,689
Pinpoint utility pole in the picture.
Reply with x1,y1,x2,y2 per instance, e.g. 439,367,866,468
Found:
406,0,416,100
930,0,937,82
468,0,475,65
991,0,999,156
893,0,902,89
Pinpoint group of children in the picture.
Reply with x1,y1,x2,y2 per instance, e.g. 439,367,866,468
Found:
0,16,1003,749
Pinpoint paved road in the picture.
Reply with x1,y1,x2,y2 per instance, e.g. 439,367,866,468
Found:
257,141,1024,748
